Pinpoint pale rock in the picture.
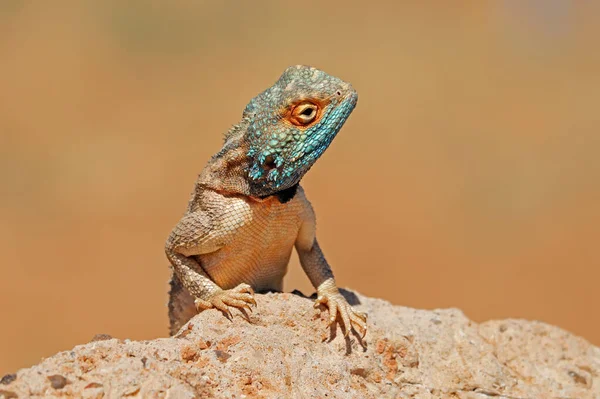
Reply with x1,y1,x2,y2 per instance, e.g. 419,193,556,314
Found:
1,292,598,399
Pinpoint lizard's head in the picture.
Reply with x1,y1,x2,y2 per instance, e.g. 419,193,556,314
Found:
244,65,358,197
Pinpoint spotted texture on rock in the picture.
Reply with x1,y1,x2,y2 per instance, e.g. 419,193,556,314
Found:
2,292,598,399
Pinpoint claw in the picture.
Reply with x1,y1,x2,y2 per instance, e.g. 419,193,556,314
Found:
315,290,367,339
349,311,367,337
193,283,257,319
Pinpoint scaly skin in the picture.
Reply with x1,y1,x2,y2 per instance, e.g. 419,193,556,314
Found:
165,65,366,338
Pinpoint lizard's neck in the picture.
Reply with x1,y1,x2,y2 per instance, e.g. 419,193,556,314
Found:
197,124,253,196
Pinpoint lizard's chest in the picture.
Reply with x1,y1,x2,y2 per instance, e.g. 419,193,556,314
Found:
237,197,303,250
198,195,305,290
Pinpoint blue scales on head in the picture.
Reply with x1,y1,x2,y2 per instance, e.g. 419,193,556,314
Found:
243,65,358,196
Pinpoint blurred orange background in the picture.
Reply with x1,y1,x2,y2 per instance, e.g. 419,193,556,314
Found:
1,1,599,374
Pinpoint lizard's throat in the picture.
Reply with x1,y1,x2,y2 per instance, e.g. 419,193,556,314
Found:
255,183,299,204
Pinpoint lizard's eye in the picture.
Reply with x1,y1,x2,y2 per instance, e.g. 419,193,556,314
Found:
290,102,319,126
301,108,314,117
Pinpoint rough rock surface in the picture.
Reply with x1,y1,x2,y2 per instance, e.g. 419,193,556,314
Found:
1,292,598,399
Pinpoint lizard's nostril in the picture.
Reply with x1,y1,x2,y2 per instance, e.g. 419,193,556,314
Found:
335,90,342,96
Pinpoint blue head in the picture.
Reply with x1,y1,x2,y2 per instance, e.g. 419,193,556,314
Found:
244,65,358,197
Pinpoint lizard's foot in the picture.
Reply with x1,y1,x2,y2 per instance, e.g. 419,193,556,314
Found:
315,290,367,338
194,283,256,318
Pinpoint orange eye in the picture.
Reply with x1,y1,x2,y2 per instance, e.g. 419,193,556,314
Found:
290,102,319,126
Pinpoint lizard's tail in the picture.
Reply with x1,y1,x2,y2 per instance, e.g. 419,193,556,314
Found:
168,271,198,336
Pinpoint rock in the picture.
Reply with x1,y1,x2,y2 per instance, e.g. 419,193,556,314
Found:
1,292,598,398
46,374,68,390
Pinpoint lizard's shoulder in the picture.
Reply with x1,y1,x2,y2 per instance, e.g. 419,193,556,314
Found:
293,184,311,208
197,189,254,227
168,189,253,253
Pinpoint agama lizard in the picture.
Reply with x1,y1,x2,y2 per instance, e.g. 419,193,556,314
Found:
165,65,366,338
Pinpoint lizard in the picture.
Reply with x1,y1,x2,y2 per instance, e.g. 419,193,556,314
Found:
165,65,366,338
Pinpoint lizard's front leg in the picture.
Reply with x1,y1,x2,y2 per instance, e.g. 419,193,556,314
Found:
295,202,367,337
297,240,367,337
165,211,256,328
167,251,256,318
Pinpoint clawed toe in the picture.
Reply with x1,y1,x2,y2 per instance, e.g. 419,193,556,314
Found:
315,291,367,339
194,283,257,317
